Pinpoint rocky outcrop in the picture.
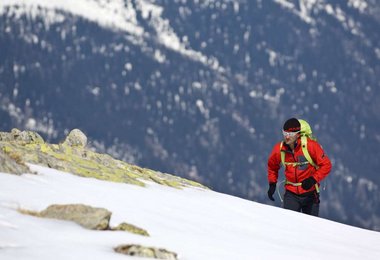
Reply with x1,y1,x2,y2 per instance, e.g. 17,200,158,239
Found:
0,128,44,144
19,203,150,236
62,129,87,148
16,200,180,258
111,222,150,236
0,128,43,175
18,203,176,257
39,204,112,230
0,128,208,189
114,244,178,260
0,149,30,175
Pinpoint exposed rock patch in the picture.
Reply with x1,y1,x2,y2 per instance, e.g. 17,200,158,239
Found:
17,204,177,257
63,129,87,148
0,128,44,144
111,222,150,236
0,149,30,175
114,244,178,260
39,204,111,230
19,204,150,236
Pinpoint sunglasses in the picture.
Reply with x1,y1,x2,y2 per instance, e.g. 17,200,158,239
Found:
282,130,300,137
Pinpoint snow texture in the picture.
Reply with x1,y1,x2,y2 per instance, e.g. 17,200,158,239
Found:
0,165,379,259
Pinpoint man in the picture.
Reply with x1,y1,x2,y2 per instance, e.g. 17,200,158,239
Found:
267,118,332,216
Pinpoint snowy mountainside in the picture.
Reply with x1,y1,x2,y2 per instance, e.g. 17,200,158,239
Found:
0,0,379,230
1,165,380,260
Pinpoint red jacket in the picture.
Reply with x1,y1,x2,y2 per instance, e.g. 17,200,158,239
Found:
267,137,332,194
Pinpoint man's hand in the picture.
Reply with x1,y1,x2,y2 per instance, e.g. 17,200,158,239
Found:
267,183,276,201
301,176,317,190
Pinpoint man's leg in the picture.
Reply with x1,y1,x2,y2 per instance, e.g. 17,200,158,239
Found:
283,191,302,212
301,193,320,216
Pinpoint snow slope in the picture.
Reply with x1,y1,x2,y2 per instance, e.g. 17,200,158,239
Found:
0,165,379,259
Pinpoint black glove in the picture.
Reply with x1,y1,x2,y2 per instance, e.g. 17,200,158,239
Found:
301,177,317,190
267,183,276,201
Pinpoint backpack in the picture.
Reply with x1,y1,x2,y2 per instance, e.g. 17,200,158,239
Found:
280,119,318,169
298,119,316,141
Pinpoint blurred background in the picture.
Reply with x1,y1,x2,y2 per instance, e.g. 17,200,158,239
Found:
0,0,379,230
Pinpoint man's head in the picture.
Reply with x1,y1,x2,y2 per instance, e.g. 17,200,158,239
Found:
282,118,301,145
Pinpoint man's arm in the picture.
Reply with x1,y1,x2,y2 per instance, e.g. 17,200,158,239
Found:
267,143,281,184
309,141,332,183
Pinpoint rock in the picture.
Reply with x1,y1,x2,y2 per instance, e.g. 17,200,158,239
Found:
0,129,44,144
111,222,150,236
0,128,208,188
63,129,87,147
0,149,31,175
39,204,111,230
10,128,21,138
114,244,178,260
0,131,13,141
17,130,45,144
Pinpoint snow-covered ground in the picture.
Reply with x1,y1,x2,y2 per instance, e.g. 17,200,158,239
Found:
0,164,379,260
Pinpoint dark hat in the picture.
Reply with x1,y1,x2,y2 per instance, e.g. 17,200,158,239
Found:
283,118,301,132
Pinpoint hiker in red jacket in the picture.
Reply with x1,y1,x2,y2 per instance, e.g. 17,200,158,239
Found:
267,118,332,216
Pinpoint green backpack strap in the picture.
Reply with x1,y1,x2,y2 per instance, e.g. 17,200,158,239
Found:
280,142,285,167
280,137,318,169
301,136,320,192
300,136,317,168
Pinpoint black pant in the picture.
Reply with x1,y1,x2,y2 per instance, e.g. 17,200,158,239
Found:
283,190,320,216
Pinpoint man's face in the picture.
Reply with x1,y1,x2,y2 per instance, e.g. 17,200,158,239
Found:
283,131,299,145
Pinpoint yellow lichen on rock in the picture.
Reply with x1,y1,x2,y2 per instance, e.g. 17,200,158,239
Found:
0,129,208,190
111,222,150,236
